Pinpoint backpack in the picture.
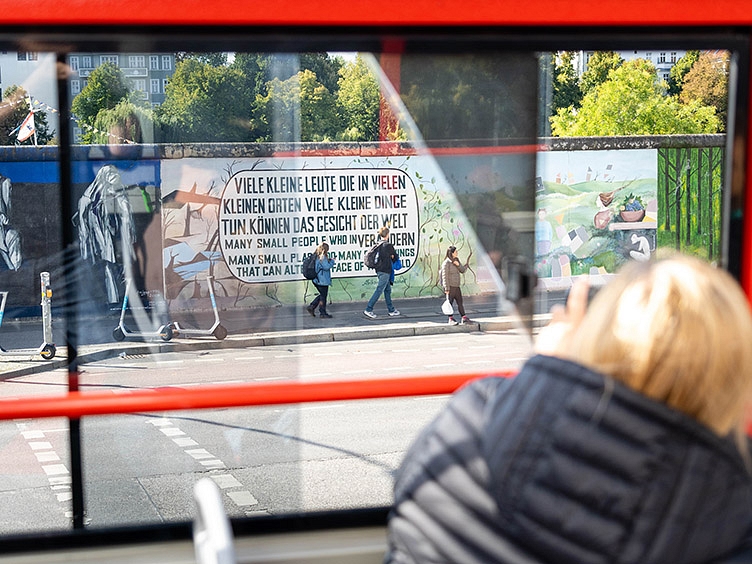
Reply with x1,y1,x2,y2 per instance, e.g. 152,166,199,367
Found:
302,252,318,280
363,242,383,270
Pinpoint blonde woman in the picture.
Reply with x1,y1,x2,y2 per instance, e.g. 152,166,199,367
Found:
386,254,752,564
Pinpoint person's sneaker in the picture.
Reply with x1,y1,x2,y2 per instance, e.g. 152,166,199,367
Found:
306,305,316,317
461,316,472,324
388,310,401,317
363,310,377,319
319,313,333,319
448,317,459,326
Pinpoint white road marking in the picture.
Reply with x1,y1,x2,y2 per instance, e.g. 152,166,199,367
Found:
212,474,243,489
29,441,52,450
228,491,258,506
42,464,69,476
173,437,198,447
185,449,215,460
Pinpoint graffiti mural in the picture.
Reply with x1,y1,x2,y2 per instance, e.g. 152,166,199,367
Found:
159,154,510,310
535,149,658,283
0,175,21,271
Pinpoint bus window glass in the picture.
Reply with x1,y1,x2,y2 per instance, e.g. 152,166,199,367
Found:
0,38,737,537
534,49,732,313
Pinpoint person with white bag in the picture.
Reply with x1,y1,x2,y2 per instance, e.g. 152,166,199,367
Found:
440,245,472,325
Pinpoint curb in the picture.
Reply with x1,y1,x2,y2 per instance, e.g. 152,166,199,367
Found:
0,315,544,381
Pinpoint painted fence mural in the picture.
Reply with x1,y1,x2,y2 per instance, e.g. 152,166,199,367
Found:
159,154,513,311
534,149,658,286
0,137,727,317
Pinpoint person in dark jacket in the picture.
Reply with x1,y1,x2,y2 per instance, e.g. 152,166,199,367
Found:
306,242,335,318
364,226,401,319
386,254,752,564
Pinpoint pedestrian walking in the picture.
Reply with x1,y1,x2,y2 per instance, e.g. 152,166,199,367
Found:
363,227,400,319
305,243,335,318
440,245,471,325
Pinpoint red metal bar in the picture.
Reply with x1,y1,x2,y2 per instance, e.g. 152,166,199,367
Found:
3,0,752,27
0,371,515,421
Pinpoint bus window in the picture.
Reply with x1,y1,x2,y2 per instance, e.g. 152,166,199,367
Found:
0,27,744,542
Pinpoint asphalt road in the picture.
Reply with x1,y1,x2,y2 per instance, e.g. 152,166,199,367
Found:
0,330,533,534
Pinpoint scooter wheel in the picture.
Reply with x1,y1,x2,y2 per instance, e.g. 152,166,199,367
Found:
113,327,125,341
40,344,56,360
159,324,173,342
213,325,228,341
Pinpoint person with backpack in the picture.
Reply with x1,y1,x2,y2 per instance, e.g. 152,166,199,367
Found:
363,227,400,319
305,242,335,318
440,245,472,325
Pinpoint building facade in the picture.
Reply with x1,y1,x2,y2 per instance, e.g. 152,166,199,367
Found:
575,50,688,82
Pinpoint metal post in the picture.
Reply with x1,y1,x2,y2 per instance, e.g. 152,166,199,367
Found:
40,272,53,345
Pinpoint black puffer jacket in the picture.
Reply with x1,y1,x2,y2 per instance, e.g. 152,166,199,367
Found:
386,355,752,564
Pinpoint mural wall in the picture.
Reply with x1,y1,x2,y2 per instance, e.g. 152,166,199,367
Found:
159,153,523,311
535,149,658,288
0,137,726,317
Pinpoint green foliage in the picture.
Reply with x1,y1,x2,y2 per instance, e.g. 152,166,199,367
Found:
157,58,251,142
667,50,700,96
90,100,156,144
71,63,130,142
550,59,720,136
680,51,729,131
579,51,623,95
253,69,342,142
177,52,229,67
399,54,537,141
551,52,581,114
336,55,380,141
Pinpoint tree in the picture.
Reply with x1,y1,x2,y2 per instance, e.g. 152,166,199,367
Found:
300,53,343,96
336,55,380,141
667,50,700,96
579,51,623,95
551,52,581,114
0,86,54,145
399,54,538,142
252,69,342,142
550,59,719,136
176,52,228,67
157,58,251,142
680,51,729,131
90,99,156,144
71,62,130,143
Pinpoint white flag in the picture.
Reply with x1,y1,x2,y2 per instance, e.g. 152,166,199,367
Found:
17,111,35,142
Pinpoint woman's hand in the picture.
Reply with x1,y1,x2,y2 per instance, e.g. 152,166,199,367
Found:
535,278,589,356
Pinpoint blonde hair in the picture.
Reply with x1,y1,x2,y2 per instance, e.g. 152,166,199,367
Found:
379,227,390,239
316,242,329,257
562,255,752,438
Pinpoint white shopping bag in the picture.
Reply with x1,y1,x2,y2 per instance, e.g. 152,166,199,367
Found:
441,298,454,315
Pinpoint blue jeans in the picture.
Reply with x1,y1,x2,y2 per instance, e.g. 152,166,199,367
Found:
366,271,394,313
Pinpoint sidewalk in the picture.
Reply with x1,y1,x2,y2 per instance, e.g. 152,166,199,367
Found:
0,293,549,380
